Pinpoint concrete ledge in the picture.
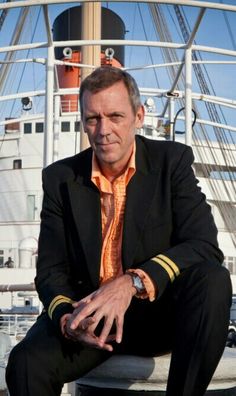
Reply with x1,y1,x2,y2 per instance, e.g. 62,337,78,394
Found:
76,348,236,395
77,387,236,396
61,381,76,396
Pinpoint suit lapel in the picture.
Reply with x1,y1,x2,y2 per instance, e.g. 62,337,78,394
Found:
67,153,102,289
122,137,160,269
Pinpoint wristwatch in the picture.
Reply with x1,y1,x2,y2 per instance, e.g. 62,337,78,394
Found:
127,272,146,295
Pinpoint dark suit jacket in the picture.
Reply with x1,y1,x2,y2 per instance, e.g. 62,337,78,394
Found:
35,135,223,327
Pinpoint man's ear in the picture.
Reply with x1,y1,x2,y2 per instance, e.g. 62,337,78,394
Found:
135,105,145,128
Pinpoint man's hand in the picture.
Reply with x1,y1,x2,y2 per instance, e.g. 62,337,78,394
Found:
61,312,104,346
68,274,136,351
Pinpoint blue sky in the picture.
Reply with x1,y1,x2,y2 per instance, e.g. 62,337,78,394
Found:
1,2,235,92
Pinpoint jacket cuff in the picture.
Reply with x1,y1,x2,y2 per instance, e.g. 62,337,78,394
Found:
48,295,75,329
140,254,180,299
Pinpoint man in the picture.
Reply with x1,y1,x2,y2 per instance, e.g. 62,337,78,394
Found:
6,66,232,396
4,257,14,268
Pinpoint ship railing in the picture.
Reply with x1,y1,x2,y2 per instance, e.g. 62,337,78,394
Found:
0,312,38,341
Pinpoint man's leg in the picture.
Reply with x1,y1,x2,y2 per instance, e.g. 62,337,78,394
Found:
119,262,232,396
6,312,110,396
166,262,232,396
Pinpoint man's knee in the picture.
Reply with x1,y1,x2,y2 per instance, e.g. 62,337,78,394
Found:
6,333,64,396
199,263,232,304
6,330,52,379
6,340,27,384
174,262,232,306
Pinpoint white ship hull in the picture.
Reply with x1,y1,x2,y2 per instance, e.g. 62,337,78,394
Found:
0,0,235,312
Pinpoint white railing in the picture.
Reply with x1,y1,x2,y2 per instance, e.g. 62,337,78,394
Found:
0,312,38,339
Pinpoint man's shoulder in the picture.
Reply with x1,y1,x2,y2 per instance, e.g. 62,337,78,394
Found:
136,135,192,159
42,147,92,181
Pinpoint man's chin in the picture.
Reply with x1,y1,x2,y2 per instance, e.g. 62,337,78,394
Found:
95,147,117,161
96,154,117,165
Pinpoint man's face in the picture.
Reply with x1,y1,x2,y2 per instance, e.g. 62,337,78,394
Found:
81,81,144,175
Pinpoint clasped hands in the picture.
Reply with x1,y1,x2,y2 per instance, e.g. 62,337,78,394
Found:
60,274,136,351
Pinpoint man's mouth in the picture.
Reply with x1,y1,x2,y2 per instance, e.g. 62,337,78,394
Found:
96,141,117,147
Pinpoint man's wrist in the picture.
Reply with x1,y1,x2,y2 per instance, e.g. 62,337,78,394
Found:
124,273,137,296
125,271,146,296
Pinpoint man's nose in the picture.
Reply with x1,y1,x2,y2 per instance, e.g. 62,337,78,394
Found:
97,117,111,135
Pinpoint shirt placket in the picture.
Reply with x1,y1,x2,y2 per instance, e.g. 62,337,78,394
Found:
101,177,125,282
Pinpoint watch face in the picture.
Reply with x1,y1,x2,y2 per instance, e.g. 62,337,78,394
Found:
133,275,145,293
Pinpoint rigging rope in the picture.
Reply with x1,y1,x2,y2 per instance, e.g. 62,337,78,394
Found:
137,4,162,95
220,0,236,50
9,7,42,118
148,3,236,248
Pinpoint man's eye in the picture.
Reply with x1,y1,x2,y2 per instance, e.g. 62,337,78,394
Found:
110,115,122,122
86,117,98,125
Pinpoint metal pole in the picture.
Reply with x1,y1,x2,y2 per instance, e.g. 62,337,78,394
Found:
0,8,29,92
53,94,60,162
44,44,54,166
1,1,236,13
185,47,192,146
168,97,175,141
161,8,205,118
0,284,35,292
80,2,101,151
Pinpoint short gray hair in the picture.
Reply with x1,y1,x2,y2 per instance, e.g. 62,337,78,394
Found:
79,66,142,116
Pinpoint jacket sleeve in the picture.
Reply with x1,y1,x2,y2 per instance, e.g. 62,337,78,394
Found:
139,145,224,299
35,168,76,328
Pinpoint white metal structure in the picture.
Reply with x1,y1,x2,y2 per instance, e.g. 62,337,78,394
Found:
0,0,235,300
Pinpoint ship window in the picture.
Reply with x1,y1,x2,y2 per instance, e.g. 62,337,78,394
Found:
61,122,70,132
74,121,80,132
13,159,22,169
0,250,4,268
144,126,153,136
224,256,236,275
27,195,36,221
35,122,44,133
24,123,32,134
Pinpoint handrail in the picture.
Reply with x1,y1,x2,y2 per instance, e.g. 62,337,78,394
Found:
0,283,35,292
0,0,236,13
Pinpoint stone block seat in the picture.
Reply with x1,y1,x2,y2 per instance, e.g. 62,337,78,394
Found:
76,348,236,396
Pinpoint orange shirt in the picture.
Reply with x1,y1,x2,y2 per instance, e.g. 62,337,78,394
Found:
91,144,156,301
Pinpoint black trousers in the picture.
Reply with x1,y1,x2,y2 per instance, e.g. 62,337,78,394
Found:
6,263,232,396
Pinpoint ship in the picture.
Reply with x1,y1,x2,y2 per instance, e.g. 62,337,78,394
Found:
0,0,235,360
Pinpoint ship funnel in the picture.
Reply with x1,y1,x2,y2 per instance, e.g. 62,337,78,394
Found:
53,6,126,112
